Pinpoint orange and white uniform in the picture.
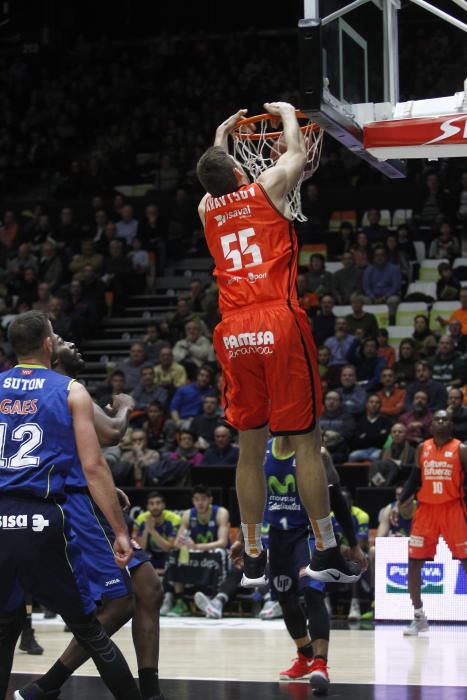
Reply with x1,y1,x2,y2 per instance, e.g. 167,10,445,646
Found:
409,437,467,560
204,182,322,433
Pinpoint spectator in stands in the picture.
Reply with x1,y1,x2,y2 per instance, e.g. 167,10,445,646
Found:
154,155,180,194
324,318,358,376
168,296,208,343
363,208,389,245
333,221,355,257
377,367,406,419
404,359,448,412
354,336,387,391
6,242,38,282
38,238,63,291
49,296,72,339
0,209,19,251
436,261,461,301
317,345,331,388
138,203,168,275
132,364,170,410
95,221,118,256
165,485,229,617
15,266,39,307
385,233,410,288
428,334,467,387
299,183,328,242
369,423,415,487
115,342,147,392
411,314,438,359
447,319,467,354
127,236,150,293
173,320,213,379
187,278,207,315
331,251,363,304
414,171,451,229
446,386,467,441
311,293,336,347
350,231,371,269
134,491,181,574
438,287,467,335
164,430,203,468
32,282,53,312
336,365,367,416
80,264,106,316
428,220,460,261
345,294,379,339
396,224,417,262
399,389,433,445
69,238,104,279
102,237,135,310
456,170,467,225
348,394,391,462
22,212,53,253
304,253,333,296
170,366,214,429
55,206,81,252
120,428,161,487
154,346,188,389
95,369,127,408
90,208,109,246
116,203,139,245
141,323,170,363
377,328,396,367
142,401,177,452
201,426,239,467
320,390,355,464
191,396,223,449
362,245,401,323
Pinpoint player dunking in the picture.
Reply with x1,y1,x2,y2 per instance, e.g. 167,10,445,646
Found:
0,311,141,700
396,410,467,635
197,102,361,585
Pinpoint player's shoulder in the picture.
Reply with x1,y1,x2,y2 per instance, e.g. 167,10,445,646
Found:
352,506,370,524
136,510,150,525
163,509,182,526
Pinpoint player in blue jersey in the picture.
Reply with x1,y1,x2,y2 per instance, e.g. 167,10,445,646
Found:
17,335,165,700
0,311,141,700
231,436,367,694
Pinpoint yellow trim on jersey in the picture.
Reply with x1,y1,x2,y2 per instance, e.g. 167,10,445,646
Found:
271,438,295,461
45,465,55,499
351,505,370,526
56,503,74,572
67,378,76,391
136,509,182,529
15,364,48,369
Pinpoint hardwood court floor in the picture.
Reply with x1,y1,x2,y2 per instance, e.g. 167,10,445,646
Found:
8,616,467,698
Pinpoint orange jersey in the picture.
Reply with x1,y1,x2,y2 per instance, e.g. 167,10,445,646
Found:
203,183,299,316
417,437,464,504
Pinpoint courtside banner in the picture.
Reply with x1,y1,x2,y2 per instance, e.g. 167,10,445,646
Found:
375,537,467,621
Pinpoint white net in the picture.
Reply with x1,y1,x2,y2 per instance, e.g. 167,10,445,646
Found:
232,116,323,222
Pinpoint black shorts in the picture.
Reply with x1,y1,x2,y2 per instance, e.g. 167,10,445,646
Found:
268,526,325,597
0,495,95,618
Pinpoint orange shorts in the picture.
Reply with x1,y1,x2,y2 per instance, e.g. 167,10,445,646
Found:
213,303,323,434
408,500,467,560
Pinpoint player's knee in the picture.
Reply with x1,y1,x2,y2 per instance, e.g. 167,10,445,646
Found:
133,564,164,611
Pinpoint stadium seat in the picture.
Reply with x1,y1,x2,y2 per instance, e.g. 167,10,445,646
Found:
452,257,467,282
413,241,426,263
419,258,448,282
392,208,413,229
363,304,389,328
387,326,412,357
429,301,461,333
333,305,352,318
406,281,437,300
361,209,391,228
299,243,327,266
395,301,429,327
325,261,343,274
328,210,357,233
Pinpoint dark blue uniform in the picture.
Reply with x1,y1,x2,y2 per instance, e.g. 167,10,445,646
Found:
0,365,95,617
264,438,324,596
189,504,220,544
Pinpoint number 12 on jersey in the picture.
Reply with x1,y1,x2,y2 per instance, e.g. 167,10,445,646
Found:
0,423,43,469
221,227,263,271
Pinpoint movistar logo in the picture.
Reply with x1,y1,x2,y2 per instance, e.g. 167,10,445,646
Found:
268,474,296,495
195,532,214,544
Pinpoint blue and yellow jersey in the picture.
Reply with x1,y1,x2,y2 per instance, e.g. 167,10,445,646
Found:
189,504,220,544
389,500,415,537
136,509,181,554
0,365,80,498
264,438,308,530
333,505,369,545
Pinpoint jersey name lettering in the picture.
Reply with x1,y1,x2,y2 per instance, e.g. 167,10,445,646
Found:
2,377,45,391
205,185,256,212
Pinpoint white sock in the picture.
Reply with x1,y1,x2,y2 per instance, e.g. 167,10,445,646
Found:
310,515,337,550
241,522,263,556
415,607,424,617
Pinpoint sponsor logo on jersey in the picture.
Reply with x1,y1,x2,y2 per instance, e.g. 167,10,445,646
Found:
268,474,297,495
223,331,274,349
214,205,251,227
386,563,444,594
227,271,268,285
273,575,293,593
0,399,38,415
21,369,33,376
0,514,49,531
105,578,121,587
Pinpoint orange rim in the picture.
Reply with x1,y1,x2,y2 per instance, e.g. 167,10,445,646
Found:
233,110,321,141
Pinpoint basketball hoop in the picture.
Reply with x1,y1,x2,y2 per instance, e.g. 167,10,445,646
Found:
232,111,323,222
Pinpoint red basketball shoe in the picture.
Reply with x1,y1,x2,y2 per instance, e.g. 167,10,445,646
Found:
279,652,314,680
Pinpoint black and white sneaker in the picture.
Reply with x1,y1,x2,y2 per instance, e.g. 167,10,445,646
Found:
305,546,362,583
14,683,60,700
241,550,268,587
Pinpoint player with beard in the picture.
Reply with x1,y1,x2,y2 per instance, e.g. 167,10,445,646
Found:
17,337,165,700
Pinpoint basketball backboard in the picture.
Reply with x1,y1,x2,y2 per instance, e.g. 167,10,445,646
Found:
299,0,467,178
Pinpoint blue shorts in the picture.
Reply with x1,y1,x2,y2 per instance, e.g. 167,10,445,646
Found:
63,491,132,603
268,525,325,598
0,495,95,617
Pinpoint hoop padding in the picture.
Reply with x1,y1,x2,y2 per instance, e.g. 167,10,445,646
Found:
232,112,323,222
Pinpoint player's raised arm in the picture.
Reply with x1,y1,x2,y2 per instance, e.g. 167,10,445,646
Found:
93,393,135,447
258,102,307,201
68,381,132,567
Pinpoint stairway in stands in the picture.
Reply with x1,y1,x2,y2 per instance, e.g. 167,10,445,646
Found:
79,257,214,395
